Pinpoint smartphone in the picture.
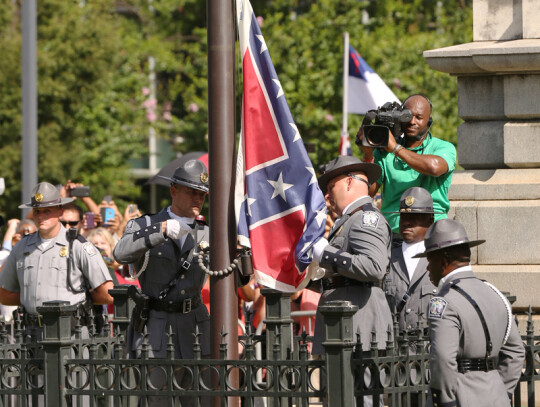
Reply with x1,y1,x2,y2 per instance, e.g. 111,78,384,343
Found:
70,186,91,197
128,204,138,215
102,195,113,204
85,212,95,229
100,207,115,226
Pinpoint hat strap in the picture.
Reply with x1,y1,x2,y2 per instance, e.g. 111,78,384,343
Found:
31,197,62,207
347,173,369,187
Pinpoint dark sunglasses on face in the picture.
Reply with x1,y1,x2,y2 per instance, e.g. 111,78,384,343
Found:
61,220,80,227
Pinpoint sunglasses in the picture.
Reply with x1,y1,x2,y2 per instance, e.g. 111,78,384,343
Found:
61,220,80,227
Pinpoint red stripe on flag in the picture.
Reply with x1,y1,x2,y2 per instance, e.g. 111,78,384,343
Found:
250,209,305,287
243,48,284,171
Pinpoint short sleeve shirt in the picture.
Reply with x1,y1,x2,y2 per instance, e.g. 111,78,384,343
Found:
374,133,456,233
0,227,112,315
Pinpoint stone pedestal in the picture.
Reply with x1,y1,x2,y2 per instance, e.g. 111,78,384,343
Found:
424,0,540,311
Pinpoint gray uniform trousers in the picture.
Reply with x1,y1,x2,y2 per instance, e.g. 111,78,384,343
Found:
312,197,393,407
427,271,525,407
114,209,210,407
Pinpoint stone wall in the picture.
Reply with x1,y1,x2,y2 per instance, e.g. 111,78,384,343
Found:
424,0,540,311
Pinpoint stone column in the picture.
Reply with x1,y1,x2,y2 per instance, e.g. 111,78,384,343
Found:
423,0,540,312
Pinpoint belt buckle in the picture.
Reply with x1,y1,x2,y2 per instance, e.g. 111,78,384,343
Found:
182,299,192,314
181,260,190,270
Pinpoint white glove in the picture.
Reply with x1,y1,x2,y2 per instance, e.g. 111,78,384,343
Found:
165,219,190,239
312,237,329,263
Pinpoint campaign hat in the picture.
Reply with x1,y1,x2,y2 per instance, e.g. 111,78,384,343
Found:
19,182,75,209
318,156,381,194
387,187,445,214
413,218,485,258
157,159,209,193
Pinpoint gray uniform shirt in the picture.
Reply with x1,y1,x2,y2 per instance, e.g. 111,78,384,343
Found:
113,208,210,358
312,196,393,354
428,270,525,406
386,243,436,332
0,227,111,315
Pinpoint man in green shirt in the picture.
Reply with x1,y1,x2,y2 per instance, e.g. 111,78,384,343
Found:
359,94,456,235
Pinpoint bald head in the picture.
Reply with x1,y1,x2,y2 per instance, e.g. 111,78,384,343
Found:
402,95,432,144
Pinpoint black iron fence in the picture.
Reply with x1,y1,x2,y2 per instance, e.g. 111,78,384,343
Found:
0,287,536,406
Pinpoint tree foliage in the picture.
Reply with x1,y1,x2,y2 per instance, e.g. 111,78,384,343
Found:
0,0,472,219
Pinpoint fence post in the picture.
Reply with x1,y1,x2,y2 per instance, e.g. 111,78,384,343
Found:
38,300,77,407
262,289,293,407
320,300,358,407
262,289,293,359
110,285,132,339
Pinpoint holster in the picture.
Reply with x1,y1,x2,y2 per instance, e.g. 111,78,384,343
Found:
128,286,150,333
132,300,150,333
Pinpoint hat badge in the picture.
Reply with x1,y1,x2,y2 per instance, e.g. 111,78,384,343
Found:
35,193,43,202
405,196,414,207
200,172,209,184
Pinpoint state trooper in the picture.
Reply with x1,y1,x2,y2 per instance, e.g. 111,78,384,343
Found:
385,187,439,334
415,219,525,406
114,159,211,407
311,156,393,406
0,182,114,336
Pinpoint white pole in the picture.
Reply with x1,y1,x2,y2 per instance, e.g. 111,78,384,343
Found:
21,0,38,218
341,32,349,142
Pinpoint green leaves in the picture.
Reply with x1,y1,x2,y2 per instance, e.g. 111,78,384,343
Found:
0,0,471,219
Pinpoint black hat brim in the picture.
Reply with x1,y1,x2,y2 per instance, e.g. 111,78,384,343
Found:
319,162,381,193
412,239,486,258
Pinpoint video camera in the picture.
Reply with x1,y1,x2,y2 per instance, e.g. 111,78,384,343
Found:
356,102,413,148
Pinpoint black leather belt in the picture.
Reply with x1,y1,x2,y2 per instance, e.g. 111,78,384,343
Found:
322,276,375,290
457,356,499,373
149,296,202,314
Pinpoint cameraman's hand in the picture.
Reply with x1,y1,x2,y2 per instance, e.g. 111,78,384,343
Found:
384,130,398,153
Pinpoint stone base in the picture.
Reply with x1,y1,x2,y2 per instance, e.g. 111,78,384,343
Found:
448,169,540,309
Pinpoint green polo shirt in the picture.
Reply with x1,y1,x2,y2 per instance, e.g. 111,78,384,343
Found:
374,133,456,233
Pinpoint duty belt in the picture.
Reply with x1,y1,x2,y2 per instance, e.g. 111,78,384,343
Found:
149,296,202,314
457,356,499,373
322,275,375,291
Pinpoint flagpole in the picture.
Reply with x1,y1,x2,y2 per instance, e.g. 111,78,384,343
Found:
207,0,239,404
341,32,349,141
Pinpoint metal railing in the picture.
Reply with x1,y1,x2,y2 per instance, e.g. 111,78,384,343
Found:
0,287,535,406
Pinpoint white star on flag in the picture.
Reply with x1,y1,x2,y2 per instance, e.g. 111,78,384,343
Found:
306,166,317,185
256,34,267,54
272,79,284,98
290,123,301,142
268,172,293,202
245,195,257,216
315,208,327,228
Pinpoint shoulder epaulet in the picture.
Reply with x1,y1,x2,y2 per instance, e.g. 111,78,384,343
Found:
76,234,87,243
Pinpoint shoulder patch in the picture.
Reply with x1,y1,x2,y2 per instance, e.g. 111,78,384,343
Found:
83,242,97,257
428,297,448,319
362,211,380,228
125,219,135,233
